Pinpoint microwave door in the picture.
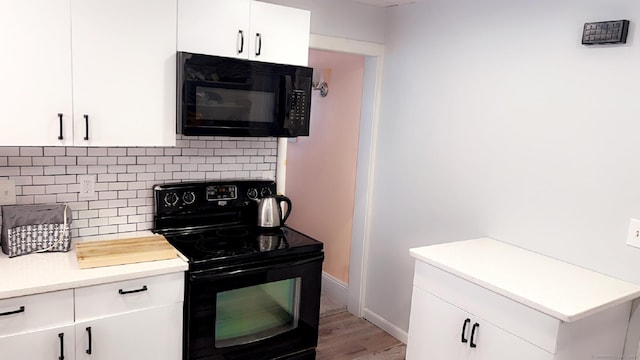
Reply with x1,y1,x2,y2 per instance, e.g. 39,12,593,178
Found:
183,82,277,136
178,52,312,137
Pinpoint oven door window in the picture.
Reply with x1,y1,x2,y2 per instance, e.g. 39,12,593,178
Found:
192,86,276,125
215,278,301,348
186,256,323,359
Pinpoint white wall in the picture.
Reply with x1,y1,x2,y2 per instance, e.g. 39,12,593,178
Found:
258,0,386,44
367,0,640,332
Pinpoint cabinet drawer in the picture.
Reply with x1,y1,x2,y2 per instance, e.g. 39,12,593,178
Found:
413,261,561,353
75,272,184,321
0,290,74,337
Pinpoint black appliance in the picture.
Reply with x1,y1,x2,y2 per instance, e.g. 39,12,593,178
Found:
153,180,324,360
177,52,313,137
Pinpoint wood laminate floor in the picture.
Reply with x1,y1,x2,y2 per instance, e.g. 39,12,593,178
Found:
317,295,407,360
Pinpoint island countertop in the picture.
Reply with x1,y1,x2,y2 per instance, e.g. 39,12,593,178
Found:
410,238,640,322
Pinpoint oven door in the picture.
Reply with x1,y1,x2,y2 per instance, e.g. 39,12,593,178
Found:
185,254,323,360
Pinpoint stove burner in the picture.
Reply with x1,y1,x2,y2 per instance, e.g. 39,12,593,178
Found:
172,233,205,242
215,227,250,238
195,238,253,256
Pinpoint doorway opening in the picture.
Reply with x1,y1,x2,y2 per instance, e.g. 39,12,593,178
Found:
278,34,384,318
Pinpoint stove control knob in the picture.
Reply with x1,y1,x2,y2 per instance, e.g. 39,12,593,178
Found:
260,187,273,197
183,191,196,205
247,188,259,200
164,192,179,207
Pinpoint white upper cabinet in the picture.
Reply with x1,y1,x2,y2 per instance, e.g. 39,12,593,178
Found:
177,0,251,59
0,0,177,147
71,0,177,147
178,0,310,66
248,1,310,66
0,0,74,146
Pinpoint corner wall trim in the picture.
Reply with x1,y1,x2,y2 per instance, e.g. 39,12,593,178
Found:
321,272,348,307
362,308,408,344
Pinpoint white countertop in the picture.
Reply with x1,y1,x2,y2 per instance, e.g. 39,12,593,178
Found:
0,232,188,300
410,238,640,322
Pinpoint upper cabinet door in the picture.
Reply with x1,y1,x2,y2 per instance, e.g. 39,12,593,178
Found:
248,1,310,66
0,0,73,146
178,0,250,59
71,0,177,147
177,0,310,66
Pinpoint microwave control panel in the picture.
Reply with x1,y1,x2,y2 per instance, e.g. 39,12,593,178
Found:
285,90,310,133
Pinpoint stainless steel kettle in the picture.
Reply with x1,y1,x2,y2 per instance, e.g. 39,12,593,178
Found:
256,195,292,229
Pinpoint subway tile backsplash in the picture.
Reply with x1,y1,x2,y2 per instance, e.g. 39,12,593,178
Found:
0,136,277,238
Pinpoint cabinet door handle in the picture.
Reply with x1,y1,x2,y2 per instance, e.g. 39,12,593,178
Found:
460,318,470,343
83,114,89,140
237,30,244,54
255,33,262,56
119,285,148,295
470,322,480,348
86,326,92,354
57,113,64,140
58,332,65,360
0,305,25,316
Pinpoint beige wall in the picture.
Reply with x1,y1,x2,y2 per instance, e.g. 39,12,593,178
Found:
285,49,365,283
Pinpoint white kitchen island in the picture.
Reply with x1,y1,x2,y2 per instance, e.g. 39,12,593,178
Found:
0,233,188,360
407,238,640,360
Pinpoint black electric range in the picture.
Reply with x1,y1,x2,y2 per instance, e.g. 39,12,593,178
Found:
153,180,324,360
152,179,323,271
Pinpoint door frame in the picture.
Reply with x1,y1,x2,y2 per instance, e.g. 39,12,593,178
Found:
277,34,384,317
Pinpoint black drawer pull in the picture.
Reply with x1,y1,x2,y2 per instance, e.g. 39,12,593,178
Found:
86,326,92,354
119,285,148,295
83,114,89,140
460,318,470,343
0,306,25,316
470,322,480,348
57,113,64,140
58,332,65,360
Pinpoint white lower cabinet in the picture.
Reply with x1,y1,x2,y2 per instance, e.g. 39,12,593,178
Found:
75,303,182,360
0,289,75,359
407,287,552,360
0,273,184,360
0,325,75,360
407,239,639,360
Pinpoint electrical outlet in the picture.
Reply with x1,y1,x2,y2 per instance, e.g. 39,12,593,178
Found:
0,179,16,205
626,219,640,248
78,175,96,200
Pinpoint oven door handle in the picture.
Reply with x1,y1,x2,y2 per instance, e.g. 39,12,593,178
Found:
189,254,323,281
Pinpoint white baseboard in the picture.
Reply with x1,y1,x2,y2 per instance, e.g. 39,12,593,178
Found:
362,308,408,344
321,272,348,307
321,273,408,344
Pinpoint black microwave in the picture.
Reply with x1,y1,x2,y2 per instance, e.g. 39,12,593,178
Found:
177,52,312,137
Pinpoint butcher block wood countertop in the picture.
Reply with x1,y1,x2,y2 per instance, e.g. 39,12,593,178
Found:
410,238,640,322
76,234,177,269
0,231,187,300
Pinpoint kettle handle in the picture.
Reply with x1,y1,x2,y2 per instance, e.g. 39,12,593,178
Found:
276,195,292,224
